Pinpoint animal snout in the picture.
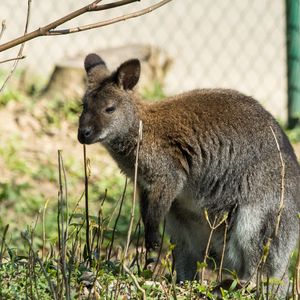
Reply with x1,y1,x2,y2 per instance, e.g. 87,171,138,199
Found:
81,126,92,138
78,126,93,144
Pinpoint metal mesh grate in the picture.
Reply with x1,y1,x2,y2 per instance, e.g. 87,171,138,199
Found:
0,0,288,119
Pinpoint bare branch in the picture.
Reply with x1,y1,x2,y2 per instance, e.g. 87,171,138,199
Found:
0,0,144,52
123,264,147,300
0,0,32,92
0,55,26,64
269,126,285,237
93,0,140,11
123,120,143,261
83,145,92,266
0,20,6,41
49,0,172,35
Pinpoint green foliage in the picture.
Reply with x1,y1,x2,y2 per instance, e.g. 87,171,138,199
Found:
0,89,24,107
43,97,81,127
0,261,52,300
286,125,300,143
0,135,29,174
142,81,166,101
0,78,298,299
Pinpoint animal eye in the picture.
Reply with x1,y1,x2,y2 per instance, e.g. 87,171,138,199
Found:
105,106,116,114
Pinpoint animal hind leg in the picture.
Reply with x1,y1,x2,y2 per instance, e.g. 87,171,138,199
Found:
166,207,209,282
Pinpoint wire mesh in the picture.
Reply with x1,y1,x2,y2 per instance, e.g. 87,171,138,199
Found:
0,0,288,119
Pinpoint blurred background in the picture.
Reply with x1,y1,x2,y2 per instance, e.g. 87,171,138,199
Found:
0,1,300,297
1,0,296,121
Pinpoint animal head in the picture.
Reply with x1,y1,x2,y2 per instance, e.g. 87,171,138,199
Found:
78,53,141,145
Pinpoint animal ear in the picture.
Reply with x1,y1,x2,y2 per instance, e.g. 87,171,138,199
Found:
116,59,140,90
84,53,107,73
84,53,110,89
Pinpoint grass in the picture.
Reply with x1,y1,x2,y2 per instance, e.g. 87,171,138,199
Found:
0,78,300,299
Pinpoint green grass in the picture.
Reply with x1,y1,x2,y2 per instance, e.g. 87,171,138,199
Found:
0,79,299,299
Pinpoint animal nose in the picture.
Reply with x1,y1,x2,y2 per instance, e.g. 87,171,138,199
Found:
81,127,92,138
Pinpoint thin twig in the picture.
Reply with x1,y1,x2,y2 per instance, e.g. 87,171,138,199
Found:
0,20,6,41
129,218,142,273
21,232,58,300
201,210,228,283
0,224,9,264
0,0,32,92
83,145,92,266
49,0,172,35
294,217,300,298
107,178,128,261
123,120,143,261
123,264,147,300
0,56,26,64
218,219,228,282
58,150,70,300
269,126,285,237
42,199,50,260
201,215,217,283
0,0,150,52
249,127,287,297
153,218,166,281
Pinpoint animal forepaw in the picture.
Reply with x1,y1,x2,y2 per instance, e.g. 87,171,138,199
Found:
145,230,161,251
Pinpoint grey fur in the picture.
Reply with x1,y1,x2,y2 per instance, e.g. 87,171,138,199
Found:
78,54,300,295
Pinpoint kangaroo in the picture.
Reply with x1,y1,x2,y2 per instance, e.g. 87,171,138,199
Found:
78,53,300,293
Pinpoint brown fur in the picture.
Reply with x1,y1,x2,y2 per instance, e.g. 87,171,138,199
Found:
78,54,300,290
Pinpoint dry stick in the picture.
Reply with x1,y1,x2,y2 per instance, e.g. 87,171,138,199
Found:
118,122,145,297
49,0,172,35
271,262,290,300
129,215,142,250
58,150,71,300
201,215,217,283
0,55,26,64
83,145,92,266
0,224,9,264
97,190,107,259
294,219,300,298
251,126,286,298
0,20,6,41
88,197,113,300
61,151,71,298
21,232,58,300
0,0,32,93
42,199,50,261
153,218,166,281
30,218,42,300
123,264,147,300
67,191,85,227
123,120,143,261
0,0,140,52
130,219,142,272
269,126,285,237
87,210,107,300
218,219,228,282
200,211,228,283
107,178,128,261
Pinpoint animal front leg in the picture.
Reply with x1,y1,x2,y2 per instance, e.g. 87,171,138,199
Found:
140,184,178,251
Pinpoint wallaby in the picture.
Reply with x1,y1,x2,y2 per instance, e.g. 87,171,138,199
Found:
78,53,300,294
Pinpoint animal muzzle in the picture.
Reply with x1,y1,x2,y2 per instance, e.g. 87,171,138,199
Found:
78,126,93,144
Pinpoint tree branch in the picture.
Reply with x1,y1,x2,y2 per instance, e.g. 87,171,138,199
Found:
0,55,26,64
0,0,142,52
49,0,172,35
0,20,7,41
0,0,32,92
